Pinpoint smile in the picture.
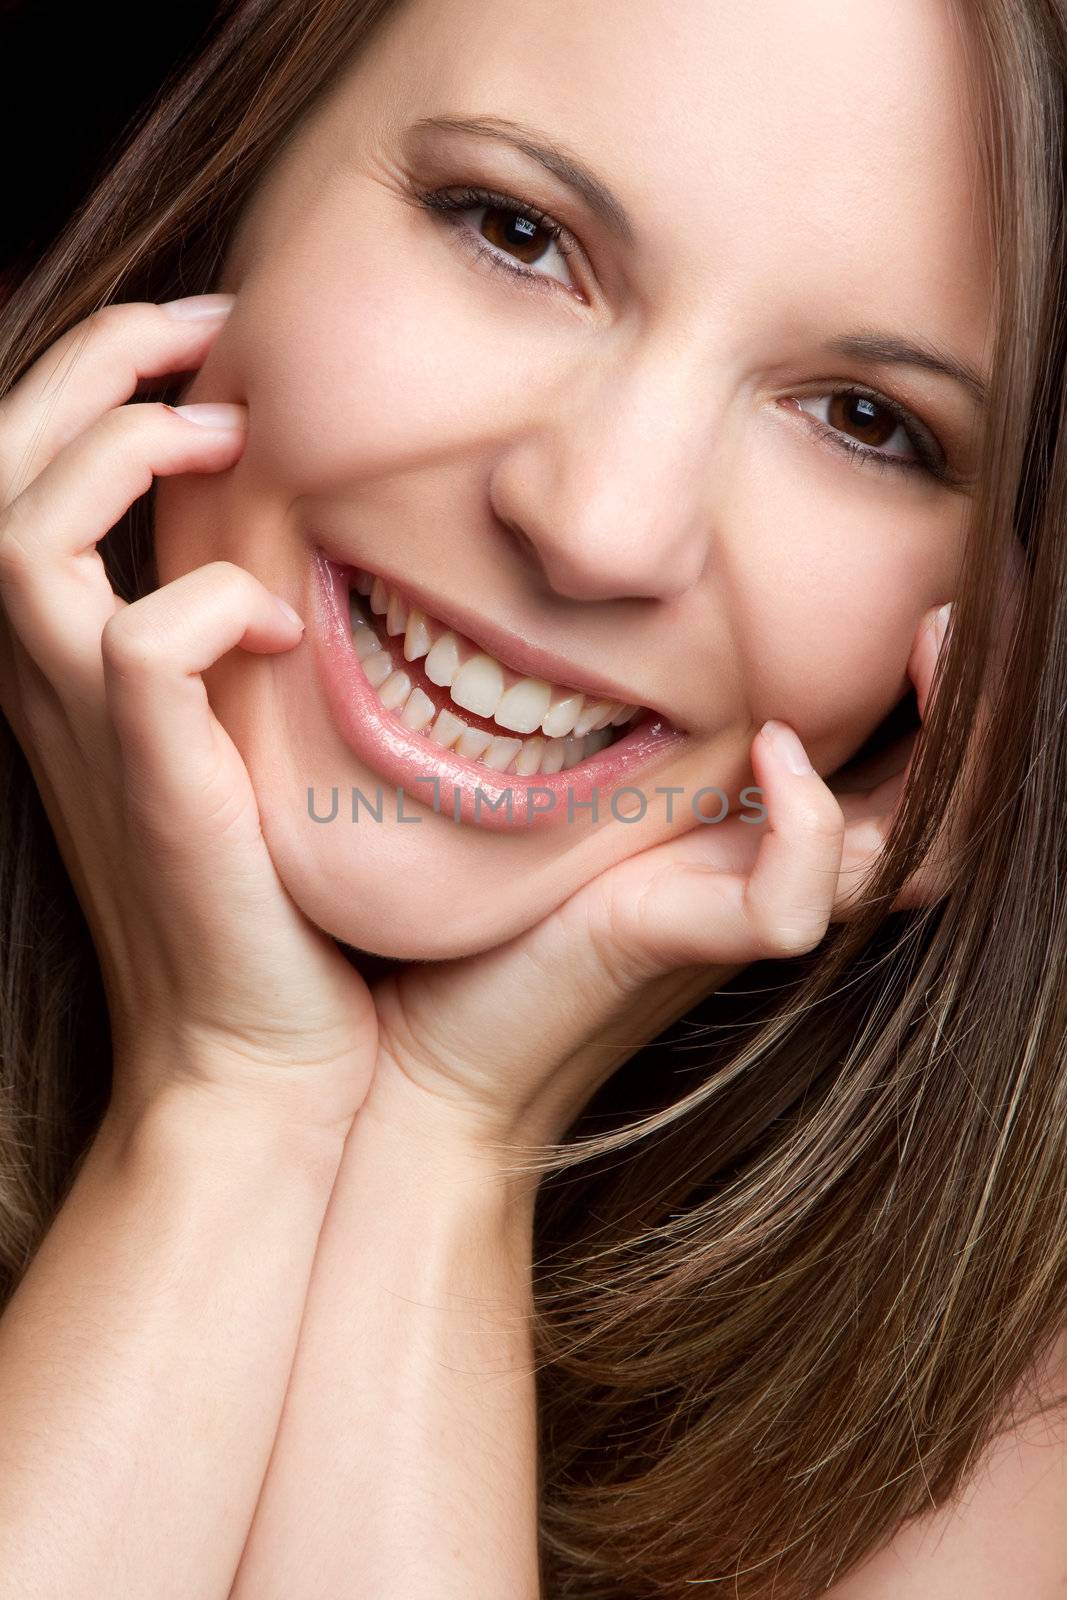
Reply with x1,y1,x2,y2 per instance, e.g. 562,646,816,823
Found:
311,549,686,832
350,569,642,776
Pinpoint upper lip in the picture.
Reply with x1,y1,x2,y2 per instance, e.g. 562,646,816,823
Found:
325,550,680,728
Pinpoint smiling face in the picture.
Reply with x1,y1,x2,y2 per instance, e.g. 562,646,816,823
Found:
152,0,992,960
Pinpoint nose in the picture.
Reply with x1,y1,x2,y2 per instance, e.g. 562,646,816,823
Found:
488,350,714,603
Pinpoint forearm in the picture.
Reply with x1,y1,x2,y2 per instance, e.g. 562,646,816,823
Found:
229,1078,541,1600
0,1080,345,1600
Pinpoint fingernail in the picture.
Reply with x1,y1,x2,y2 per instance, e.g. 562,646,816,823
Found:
273,595,304,629
165,402,246,429
160,293,236,320
761,719,813,776
933,602,953,649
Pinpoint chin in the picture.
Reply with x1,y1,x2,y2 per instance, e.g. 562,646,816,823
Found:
256,816,549,962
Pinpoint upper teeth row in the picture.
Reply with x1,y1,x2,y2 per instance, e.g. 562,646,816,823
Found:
354,572,641,739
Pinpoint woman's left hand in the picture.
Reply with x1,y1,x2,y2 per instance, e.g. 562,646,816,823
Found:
363,598,984,1155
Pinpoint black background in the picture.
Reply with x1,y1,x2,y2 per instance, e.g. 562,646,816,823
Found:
0,2,221,294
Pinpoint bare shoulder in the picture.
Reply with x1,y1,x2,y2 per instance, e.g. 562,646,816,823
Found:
824,1328,1067,1599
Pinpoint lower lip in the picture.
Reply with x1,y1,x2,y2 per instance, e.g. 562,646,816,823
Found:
310,550,686,832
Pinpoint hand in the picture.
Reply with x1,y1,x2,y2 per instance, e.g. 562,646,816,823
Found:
364,588,1011,1155
0,298,377,1136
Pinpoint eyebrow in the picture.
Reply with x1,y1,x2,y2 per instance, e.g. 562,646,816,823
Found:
408,113,636,245
822,331,988,409
410,115,988,409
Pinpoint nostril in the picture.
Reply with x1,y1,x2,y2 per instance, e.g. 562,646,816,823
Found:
497,514,546,578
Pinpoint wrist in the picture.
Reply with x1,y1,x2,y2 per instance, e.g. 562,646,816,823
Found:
351,1069,542,1226
100,1071,351,1195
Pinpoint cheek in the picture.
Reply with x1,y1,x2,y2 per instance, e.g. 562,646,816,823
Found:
217,197,540,492
728,459,961,764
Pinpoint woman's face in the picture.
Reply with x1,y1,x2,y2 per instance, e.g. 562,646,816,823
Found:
153,0,990,960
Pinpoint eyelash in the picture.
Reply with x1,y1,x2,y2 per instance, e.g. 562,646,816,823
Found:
414,183,581,294
798,390,950,483
413,182,956,487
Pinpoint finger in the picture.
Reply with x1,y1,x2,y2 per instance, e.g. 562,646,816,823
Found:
609,720,844,972
0,401,247,708
101,560,304,835
893,590,1007,908
830,606,949,918
732,721,846,955
0,296,235,505
909,601,951,722
835,563,1023,919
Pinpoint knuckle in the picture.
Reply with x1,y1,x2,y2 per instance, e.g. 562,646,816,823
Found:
81,302,133,344
195,560,260,609
88,406,160,485
792,792,844,840
198,559,251,590
94,402,151,449
100,610,162,676
589,869,666,988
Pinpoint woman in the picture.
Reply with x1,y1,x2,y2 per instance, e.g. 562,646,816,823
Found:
0,0,1063,1593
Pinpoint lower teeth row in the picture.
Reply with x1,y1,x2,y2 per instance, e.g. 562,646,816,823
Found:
350,607,618,775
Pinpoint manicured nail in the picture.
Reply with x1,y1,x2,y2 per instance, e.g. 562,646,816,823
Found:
165,402,246,429
273,595,304,629
761,719,813,775
933,602,952,649
160,293,236,320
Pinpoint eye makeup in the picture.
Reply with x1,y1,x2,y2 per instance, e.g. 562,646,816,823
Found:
398,124,977,493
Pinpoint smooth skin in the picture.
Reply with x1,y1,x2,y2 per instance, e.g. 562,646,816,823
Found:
0,299,988,1599
152,0,991,964
0,1,1050,1596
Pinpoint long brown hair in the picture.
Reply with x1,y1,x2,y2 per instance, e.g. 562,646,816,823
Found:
2,2,1066,1594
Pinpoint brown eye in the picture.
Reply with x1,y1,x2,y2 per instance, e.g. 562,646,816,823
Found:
790,388,927,473
418,185,580,290
478,205,556,267
826,391,898,448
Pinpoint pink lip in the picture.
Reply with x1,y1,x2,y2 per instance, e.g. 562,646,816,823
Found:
313,532,676,720
311,550,687,832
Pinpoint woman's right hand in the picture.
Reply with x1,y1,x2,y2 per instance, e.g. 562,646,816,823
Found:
0,297,378,1136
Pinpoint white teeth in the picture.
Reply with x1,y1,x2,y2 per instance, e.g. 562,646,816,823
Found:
403,608,433,663
456,727,494,761
352,621,384,661
363,650,393,688
351,574,647,774
424,631,460,687
542,692,585,739
399,686,436,732
539,740,566,774
513,736,545,775
379,669,412,710
385,591,408,636
451,654,504,719
429,708,466,748
495,678,553,735
590,701,624,731
483,735,523,771
572,699,615,738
